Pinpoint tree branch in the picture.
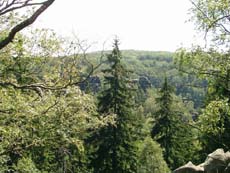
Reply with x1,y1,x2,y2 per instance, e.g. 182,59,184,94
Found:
190,0,230,38
0,0,55,50
0,2,47,16
0,0,49,15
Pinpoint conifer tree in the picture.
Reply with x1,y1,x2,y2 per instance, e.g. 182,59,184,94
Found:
151,77,199,170
91,39,137,173
151,77,175,167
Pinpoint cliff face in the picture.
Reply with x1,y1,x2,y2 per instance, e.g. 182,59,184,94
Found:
173,149,230,173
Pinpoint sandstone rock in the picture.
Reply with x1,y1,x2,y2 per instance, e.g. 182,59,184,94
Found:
203,148,226,172
173,161,204,173
174,149,230,173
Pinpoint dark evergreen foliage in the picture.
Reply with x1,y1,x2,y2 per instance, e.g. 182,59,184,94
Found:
151,77,199,169
91,39,138,173
151,77,175,167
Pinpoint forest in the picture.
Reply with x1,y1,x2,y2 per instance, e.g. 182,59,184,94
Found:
0,0,230,173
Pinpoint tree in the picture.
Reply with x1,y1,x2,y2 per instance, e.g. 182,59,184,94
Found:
198,99,230,154
151,77,200,170
0,0,55,50
14,157,41,173
0,84,107,172
175,0,230,157
178,0,230,89
189,0,230,47
151,77,176,168
137,137,169,173
0,26,111,172
0,2,113,172
90,39,138,173
176,0,230,89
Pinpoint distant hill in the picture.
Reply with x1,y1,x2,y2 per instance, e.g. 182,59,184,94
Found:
82,50,206,109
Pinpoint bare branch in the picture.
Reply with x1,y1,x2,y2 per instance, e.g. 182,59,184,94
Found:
0,0,49,15
0,81,68,91
0,0,55,50
0,52,105,92
72,44,106,86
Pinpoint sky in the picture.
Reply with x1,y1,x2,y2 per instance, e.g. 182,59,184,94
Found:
35,0,202,52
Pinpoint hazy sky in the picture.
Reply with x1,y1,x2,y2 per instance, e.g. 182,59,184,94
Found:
35,0,201,51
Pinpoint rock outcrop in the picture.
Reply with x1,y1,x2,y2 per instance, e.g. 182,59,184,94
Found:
173,161,204,173
173,149,230,173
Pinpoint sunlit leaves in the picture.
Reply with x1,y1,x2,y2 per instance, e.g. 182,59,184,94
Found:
190,0,230,47
24,28,63,57
175,0,230,157
198,99,230,134
0,83,112,171
0,24,111,172
14,157,41,173
137,137,169,173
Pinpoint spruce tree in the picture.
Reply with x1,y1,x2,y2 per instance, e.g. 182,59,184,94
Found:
91,39,137,173
151,77,175,167
151,77,199,170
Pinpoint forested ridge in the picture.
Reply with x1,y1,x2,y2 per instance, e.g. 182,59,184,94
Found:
1,0,230,173
82,50,206,109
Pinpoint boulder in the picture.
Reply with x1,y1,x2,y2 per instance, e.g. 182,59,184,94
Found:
203,148,226,172
174,149,230,173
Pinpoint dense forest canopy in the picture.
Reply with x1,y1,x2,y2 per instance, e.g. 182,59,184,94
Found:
0,0,230,173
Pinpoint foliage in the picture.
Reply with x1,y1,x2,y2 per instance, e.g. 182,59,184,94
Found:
0,0,55,50
175,0,230,164
14,157,41,173
0,2,214,172
88,50,206,108
198,99,230,154
190,0,230,47
137,137,169,173
90,40,138,173
151,77,176,168
0,85,108,172
0,27,113,172
151,77,200,169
